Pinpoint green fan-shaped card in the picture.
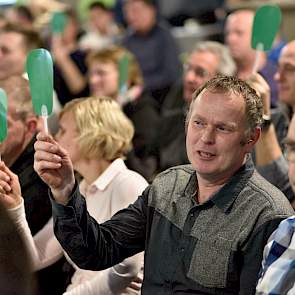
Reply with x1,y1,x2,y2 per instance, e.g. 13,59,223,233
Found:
118,54,129,93
51,11,67,34
0,88,7,143
251,5,281,51
26,48,53,117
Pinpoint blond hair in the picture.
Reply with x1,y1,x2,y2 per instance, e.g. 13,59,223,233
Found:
60,96,134,161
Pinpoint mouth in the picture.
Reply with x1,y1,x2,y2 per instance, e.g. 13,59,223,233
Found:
197,150,216,159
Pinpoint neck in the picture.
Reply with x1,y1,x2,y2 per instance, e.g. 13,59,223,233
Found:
196,176,229,204
76,158,111,185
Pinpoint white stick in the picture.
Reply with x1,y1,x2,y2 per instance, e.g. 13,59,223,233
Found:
252,42,264,74
41,105,49,134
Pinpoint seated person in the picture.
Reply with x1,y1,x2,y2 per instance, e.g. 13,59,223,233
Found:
0,96,147,294
87,46,160,181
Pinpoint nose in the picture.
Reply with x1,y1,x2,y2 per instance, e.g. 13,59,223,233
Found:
201,126,215,144
274,70,281,82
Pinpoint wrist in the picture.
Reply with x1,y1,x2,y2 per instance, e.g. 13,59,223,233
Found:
261,114,272,131
51,180,75,205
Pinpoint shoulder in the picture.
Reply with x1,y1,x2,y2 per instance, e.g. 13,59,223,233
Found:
242,171,293,222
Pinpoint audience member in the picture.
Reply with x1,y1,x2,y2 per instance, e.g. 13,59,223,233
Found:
156,41,236,171
225,9,279,107
87,46,160,180
33,75,293,293
51,9,89,106
122,0,181,106
0,23,61,132
0,96,147,294
256,114,295,294
79,2,121,51
0,76,67,295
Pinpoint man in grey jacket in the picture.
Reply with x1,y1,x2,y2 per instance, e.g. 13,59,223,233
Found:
33,75,293,294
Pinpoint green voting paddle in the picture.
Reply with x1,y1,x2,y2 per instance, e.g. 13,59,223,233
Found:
118,54,129,96
0,88,7,161
51,11,67,34
251,5,281,73
26,48,53,134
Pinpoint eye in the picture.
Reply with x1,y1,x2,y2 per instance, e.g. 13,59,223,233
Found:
216,125,232,133
194,120,205,128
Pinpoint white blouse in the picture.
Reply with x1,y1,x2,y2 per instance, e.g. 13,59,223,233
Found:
10,159,148,295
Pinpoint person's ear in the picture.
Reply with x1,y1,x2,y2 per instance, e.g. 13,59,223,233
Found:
25,115,38,134
245,127,261,151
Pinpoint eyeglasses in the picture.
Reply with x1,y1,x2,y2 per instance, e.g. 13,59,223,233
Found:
277,64,295,75
183,63,211,79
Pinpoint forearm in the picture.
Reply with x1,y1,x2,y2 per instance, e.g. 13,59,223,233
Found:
8,200,63,270
64,252,143,295
51,183,147,271
255,125,282,166
55,56,87,94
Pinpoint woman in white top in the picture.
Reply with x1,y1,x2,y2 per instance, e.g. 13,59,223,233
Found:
0,96,148,294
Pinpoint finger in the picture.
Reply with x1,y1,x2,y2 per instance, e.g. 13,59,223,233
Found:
128,282,141,291
34,160,62,173
0,181,11,193
34,150,62,164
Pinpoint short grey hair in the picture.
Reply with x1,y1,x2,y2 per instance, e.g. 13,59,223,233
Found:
192,41,236,76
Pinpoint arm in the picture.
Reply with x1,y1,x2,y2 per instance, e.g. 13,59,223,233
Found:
52,35,87,95
239,218,284,294
51,183,147,271
0,162,63,270
63,252,143,295
256,216,295,294
34,132,147,270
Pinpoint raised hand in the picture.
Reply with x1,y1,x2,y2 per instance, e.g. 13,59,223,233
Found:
34,132,75,205
0,162,22,209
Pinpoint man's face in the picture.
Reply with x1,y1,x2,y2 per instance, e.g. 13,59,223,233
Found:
89,7,112,33
89,61,119,98
284,115,295,192
186,90,254,183
124,1,156,34
0,103,28,166
0,32,27,79
274,41,295,107
55,111,81,168
183,51,220,103
225,11,255,63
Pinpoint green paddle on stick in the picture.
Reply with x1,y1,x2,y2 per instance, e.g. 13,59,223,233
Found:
118,54,129,96
251,4,282,74
51,11,67,34
26,48,53,134
0,88,7,161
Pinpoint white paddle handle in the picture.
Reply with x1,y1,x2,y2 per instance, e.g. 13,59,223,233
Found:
252,42,264,74
41,105,49,134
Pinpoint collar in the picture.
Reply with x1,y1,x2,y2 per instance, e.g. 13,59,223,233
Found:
80,158,127,194
210,156,254,213
183,156,255,213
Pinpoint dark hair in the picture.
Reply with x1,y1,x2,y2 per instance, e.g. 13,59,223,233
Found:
186,75,263,133
1,23,44,51
88,2,111,12
16,5,34,23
